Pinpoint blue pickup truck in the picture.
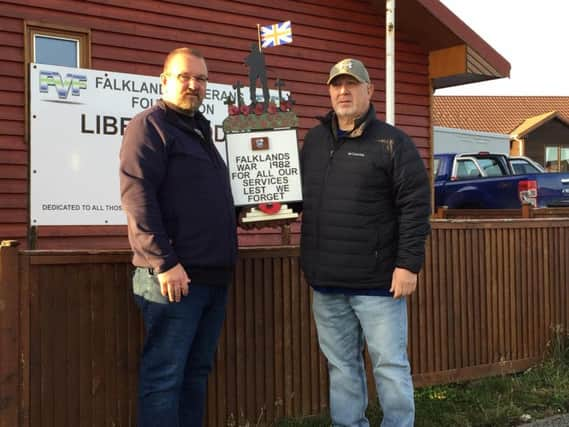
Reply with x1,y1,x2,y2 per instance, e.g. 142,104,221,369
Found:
434,153,569,209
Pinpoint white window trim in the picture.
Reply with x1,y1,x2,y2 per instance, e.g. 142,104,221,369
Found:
33,33,81,67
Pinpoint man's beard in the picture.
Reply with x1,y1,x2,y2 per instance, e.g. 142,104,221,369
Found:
180,91,203,112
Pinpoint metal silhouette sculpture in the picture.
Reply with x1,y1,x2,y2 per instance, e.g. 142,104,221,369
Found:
244,43,270,110
223,43,298,130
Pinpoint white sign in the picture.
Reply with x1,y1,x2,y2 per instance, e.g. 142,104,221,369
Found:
29,63,283,225
226,129,302,206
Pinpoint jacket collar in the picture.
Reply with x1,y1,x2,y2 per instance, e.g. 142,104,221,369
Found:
157,99,211,141
321,103,376,139
157,99,209,127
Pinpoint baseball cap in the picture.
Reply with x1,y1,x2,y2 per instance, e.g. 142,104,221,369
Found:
327,58,370,84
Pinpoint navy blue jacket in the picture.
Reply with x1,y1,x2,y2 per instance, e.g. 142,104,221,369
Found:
120,100,237,285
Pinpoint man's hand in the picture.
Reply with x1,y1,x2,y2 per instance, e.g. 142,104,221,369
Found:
390,267,417,299
157,263,190,303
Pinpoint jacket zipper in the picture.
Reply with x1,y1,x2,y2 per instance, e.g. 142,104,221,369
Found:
314,141,340,282
175,110,234,263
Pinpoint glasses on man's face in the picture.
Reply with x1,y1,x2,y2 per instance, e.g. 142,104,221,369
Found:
164,73,208,85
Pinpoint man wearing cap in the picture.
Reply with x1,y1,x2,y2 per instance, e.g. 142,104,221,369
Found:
299,58,430,426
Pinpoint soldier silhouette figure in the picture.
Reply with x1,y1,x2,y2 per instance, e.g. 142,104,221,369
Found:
245,43,270,110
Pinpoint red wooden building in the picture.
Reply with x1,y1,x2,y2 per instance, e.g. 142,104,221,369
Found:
0,0,510,249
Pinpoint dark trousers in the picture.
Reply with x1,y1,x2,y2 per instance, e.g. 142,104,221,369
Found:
133,268,228,427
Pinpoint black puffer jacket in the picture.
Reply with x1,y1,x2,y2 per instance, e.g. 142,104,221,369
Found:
300,104,431,289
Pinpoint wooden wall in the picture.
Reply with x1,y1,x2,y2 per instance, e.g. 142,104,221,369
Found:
2,217,568,426
0,0,430,249
524,118,569,170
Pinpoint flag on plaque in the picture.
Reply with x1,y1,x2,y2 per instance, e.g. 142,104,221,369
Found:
260,20,293,48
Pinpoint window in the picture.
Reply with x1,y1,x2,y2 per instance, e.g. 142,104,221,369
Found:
25,22,90,68
477,158,506,176
545,146,569,173
456,159,481,179
433,158,440,178
510,159,543,175
34,34,79,67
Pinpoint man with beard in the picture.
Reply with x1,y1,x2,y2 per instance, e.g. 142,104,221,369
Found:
120,47,237,427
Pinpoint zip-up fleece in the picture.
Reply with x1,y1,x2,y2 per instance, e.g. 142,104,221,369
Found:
300,104,431,289
120,100,237,285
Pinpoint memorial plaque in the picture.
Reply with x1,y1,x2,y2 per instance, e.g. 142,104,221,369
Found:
222,47,301,222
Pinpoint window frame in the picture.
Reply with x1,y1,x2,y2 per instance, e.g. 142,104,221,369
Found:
24,21,91,68
544,145,569,173
33,33,81,67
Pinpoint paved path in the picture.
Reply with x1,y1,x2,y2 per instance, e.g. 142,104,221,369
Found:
523,414,569,426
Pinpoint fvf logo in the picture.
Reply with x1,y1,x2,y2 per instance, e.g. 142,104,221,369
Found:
39,70,87,99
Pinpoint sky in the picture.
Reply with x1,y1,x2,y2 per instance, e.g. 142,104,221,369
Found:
436,0,569,96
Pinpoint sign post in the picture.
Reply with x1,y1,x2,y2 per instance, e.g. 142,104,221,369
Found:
223,50,301,222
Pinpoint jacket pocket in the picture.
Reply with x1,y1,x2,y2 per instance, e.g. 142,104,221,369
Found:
374,239,396,272
133,267,168,305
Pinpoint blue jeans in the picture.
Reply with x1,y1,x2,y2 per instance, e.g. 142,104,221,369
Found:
312,291,414,427
133,267,228,427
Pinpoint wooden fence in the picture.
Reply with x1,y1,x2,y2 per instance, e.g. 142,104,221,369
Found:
434,205,569,219
1,217,569,426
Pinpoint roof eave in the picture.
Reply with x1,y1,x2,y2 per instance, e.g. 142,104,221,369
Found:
432,73,504,90
383,0,511,89
512,111,569,138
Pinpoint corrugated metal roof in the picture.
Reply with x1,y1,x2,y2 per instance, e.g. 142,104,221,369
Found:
433,96,569,134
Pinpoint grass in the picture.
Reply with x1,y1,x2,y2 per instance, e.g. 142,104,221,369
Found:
275,330,569,427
